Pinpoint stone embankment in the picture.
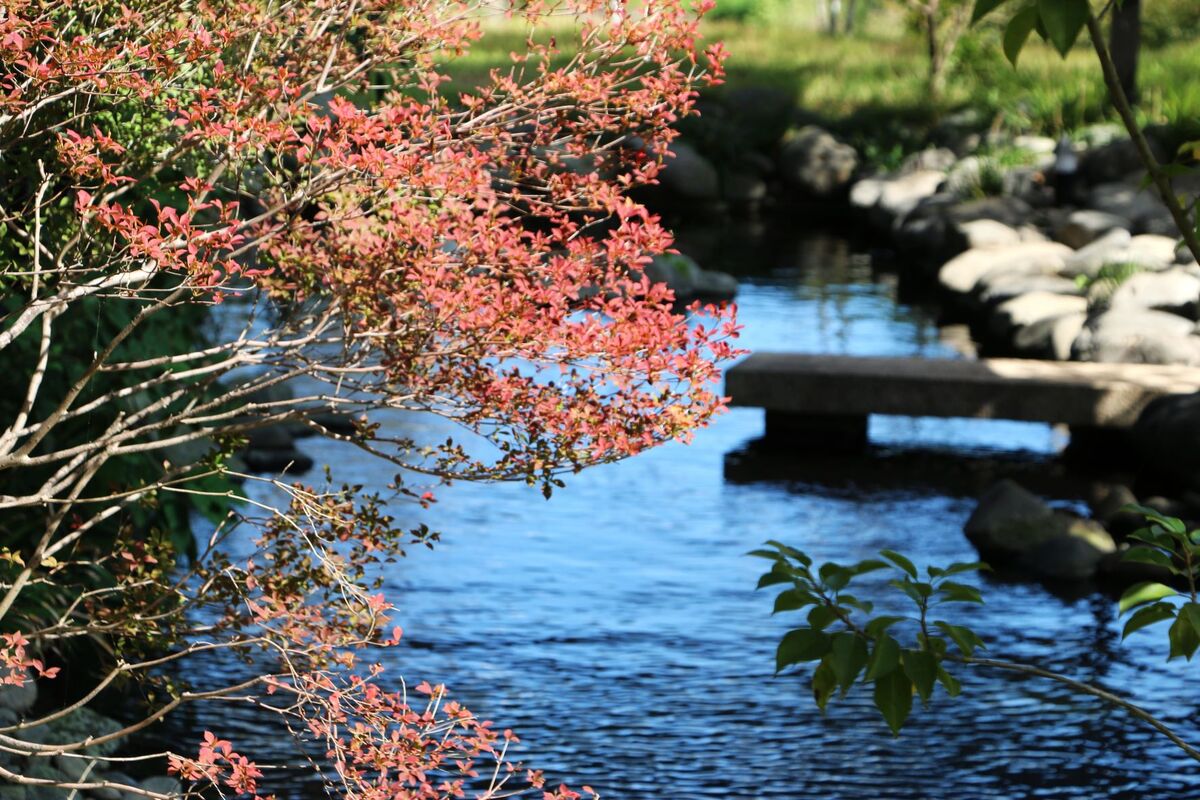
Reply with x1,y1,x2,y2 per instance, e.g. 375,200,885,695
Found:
0,677,180,800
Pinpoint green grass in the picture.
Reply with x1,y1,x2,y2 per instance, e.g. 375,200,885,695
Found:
437,13,1200,163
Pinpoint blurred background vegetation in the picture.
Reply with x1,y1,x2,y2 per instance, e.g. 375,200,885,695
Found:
448,0,1200,167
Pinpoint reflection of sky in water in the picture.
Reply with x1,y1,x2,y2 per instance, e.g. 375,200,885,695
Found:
174,228,1199,799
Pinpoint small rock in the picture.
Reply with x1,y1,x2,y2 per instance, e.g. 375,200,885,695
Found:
1013,135,1058,155
1108,268,1200,319
989,292,1088,342
900,147,957,174
870,171,946,229
1090,484,1144,540
1012,312,1087,360
1080,134,1168,185
938,242,1073,296
1071,309,1200,365
1088,181,1168,230
1055,209,1131,249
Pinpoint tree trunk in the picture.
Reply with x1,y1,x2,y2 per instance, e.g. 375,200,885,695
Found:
844,0,857,34
925,4,943,103
1110,0,1141,105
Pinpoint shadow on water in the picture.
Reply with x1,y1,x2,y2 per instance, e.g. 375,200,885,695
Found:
167,216,1200,800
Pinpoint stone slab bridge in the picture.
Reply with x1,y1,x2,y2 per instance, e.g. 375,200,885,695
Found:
725,353,1200,450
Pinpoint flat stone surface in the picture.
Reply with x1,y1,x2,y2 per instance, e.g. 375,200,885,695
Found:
726,353,1200,428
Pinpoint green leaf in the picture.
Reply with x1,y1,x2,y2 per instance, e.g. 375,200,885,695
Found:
773,588,813,614
1168,612,1200,660
1003,4,1039,66
807,605,839,631
865,634,901,680
1118,582,1178,614
880,550,917,579
1121,546,1175,571
819,562,852,592
757,569,793,589
1180,602,1200,641
938,581,984,604
746,549,785,560
1037,0,1088,56
765,540,812,566
865,615,907,638
873,669,913,736
936,665,963,697
1123,504,1187,534
890,578,932,606
940,561,991,578
777,629,831,672
828,632,870,694
901,648,938,703
1122,602,1177,640
934,621,984,657
812,659,837,712
839,595,874,614
971,0,1010,24
851,559,890,576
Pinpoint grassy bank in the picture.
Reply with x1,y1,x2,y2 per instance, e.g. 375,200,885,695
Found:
441,12,1200,164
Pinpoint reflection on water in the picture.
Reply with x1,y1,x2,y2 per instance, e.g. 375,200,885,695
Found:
174,221,1200,799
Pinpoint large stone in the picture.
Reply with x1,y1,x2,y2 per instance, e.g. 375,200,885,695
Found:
1108,268,1200,319
938,242,1073,295
964,479,1057,558
140,777,182,797
949,219,1024,252
1133,392,1200,487
1080,134,1168,185
1021,517,1116,581
1072,309,1200,365
1088,182,1169,232
1013,135,1058,155
948,196,1035,229
24,762,70,800
1061,228,1133,278
1012,312,1088,361
976,273,1081,307
1055,209,1131,249
988,292,1088,342
778,127,858,198
659,142,719,202
42,709,124,759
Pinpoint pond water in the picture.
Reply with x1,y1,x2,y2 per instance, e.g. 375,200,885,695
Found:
177,220,1200,799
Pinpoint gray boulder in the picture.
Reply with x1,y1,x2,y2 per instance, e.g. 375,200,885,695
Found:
964,480,1115,580
854,170,946,230
1133,392,1200,487
1088,182,1169,232
988,292,1087,343
1022,517,1117,581
0,674,36,714
1072,309,1200,365
659,142,719,202
1061,228,1134,278
1080,134,1167,185
1108,268,1200,319
1013,312,1088,360
778,127,858,198
140,777,182,797
938,242,1073,296
976,272,1080,307
1055,209,1131,249
964,479,1056,558
42,708,124,758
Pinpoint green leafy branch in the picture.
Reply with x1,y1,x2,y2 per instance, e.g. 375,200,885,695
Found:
754,506,1200,761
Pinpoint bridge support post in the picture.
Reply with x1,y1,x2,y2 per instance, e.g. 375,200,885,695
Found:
765,411,869,452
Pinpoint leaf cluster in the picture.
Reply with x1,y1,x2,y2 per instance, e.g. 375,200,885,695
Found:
971,0,1091,64
752,541,989,735
1116,504,1200,660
